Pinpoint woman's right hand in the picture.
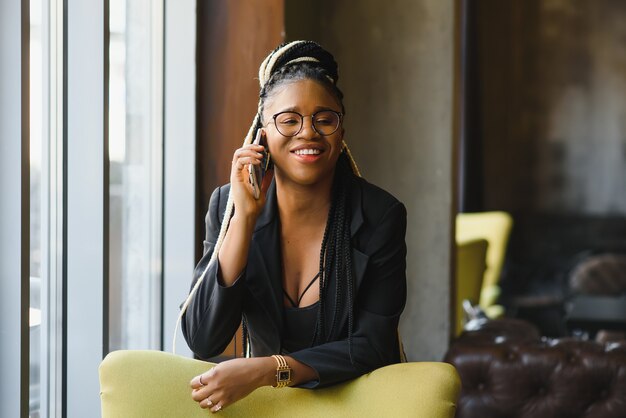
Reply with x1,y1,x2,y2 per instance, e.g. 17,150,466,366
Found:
230,142,273,221
216,141,273,286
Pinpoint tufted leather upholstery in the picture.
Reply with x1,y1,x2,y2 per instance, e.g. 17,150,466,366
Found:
445,318,626,418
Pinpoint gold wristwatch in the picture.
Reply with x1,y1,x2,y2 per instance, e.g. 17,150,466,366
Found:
271,355,292,388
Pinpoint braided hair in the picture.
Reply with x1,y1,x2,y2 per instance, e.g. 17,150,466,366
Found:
175,41,362,362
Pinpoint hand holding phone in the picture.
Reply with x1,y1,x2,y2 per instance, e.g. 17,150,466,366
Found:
249,130,268,199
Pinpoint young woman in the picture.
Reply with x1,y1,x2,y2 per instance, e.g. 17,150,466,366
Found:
181,40,407,413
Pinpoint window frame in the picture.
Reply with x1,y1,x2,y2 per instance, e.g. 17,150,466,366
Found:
0,0,30,416
1,0,197,414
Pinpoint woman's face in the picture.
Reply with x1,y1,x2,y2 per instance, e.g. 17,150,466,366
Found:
261,79,344,188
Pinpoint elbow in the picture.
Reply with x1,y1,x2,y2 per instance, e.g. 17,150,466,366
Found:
186,332,227,360
182,314,232,360
189,346,219,361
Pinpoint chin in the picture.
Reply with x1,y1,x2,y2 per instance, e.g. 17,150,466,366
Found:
276,167,334,187
291,173,328,186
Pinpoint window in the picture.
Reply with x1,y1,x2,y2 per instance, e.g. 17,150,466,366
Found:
108,0,164,351
29,0,64,416
30,0,44,415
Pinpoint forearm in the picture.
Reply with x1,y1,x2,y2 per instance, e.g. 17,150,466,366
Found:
217,215,256,286
255,356,319,388
190,354,319,412
286,356,319,386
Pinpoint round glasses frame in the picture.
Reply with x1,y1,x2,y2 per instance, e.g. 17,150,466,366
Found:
267,110,343,137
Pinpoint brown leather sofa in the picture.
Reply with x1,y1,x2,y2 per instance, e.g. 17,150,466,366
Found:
444,318,626,418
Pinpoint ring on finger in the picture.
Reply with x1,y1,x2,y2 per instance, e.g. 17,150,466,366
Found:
199,375,205,386
214,404,222,412
206,398,214,407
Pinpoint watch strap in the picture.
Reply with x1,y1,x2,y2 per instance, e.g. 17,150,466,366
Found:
271,354,291,388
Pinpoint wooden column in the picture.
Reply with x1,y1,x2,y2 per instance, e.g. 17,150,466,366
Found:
196,0,284,357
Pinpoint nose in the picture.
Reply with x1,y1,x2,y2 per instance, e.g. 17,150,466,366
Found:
297,115,319,140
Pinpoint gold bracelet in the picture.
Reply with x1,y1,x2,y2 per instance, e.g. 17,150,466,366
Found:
271,354,292,388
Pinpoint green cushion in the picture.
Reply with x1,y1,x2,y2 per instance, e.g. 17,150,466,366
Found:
99,350,460,418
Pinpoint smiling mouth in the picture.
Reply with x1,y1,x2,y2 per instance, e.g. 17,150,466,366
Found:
292,148,322,155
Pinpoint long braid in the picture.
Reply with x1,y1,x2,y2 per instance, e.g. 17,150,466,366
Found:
312,191,336,344
174,40,363,360
328,174,346,339
329,154,356,363
312,152,356,365
173,114,261,353
241,315,249,357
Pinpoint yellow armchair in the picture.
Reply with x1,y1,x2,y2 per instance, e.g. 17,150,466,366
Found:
455,238,488,335
99,350,460,418
456,211,513,318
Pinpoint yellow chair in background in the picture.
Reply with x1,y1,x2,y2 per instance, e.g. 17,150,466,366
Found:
456,211,513,318
99,350,461,418
455,238,488,335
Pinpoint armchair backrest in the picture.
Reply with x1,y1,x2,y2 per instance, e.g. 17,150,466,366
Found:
455,238,488,335
456,211,513,310
99,350,460,418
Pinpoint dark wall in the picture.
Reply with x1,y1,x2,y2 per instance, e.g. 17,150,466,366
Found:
472,0,626,216
196,0,284,261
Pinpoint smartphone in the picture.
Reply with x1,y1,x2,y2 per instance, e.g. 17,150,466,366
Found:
249,130,268,199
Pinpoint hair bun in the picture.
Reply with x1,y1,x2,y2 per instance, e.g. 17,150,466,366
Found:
258,40,339,89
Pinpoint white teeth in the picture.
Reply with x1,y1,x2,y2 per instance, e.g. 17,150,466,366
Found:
294,148,321,155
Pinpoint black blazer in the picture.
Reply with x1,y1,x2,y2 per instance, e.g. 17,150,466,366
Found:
182,175,407,388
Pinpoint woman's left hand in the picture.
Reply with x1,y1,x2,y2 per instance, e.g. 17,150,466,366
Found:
190,357,273,413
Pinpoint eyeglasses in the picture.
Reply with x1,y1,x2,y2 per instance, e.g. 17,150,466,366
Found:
268,110,343,137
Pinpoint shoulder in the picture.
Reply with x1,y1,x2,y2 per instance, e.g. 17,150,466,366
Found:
351,176,406,224
207,183,232,224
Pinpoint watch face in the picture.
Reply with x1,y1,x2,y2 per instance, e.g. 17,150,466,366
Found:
278,370,291,381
